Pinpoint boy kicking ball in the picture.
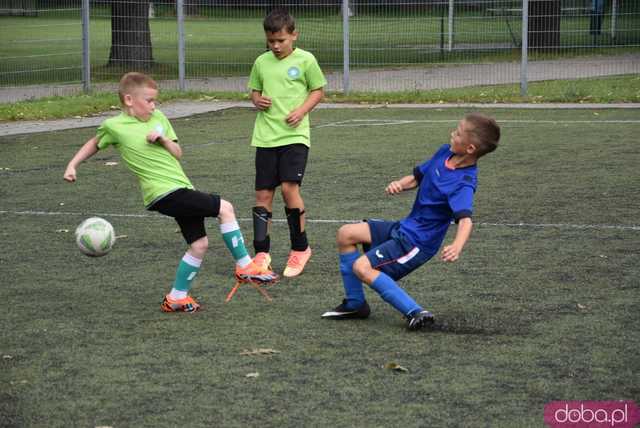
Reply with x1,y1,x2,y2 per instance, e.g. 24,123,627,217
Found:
64,72,278,313
322,113,500,330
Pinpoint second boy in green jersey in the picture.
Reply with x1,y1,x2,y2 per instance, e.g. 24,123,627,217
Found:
248,8,327,278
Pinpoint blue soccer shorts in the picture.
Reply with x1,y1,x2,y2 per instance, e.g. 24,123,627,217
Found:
363,219,435,281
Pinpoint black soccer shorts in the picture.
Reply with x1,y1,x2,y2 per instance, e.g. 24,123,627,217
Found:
255,143,309,190
147,188,221,244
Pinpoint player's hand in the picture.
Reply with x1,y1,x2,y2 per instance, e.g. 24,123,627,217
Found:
63,166,77,183
147,131,162,143
385,181,404,195
253,95,272,111
286,109,304,127
441,244,462,262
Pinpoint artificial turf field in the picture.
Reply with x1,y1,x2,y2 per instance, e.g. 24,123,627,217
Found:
1,107,639,427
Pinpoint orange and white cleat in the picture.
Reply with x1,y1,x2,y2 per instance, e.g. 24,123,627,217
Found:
283,247,312,278
235,261,279,284
161,295,201,313
253,252,272,270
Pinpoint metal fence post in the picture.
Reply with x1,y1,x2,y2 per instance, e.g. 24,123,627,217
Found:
520,0,529,96
448,0,454,51
342,0,350,94
81,0,90,93
177,0,186,91
611,0,618,42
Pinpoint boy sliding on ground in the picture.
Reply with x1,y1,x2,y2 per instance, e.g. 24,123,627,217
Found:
64,72,277,313
323,113,500,330
248,8,327,277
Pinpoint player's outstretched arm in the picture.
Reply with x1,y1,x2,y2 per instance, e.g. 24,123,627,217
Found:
63,136,99,182
385,174,418,195
441,217,473,262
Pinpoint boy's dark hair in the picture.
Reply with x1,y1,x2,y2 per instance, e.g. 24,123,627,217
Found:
464,113,500,157
263,7,295,33
118,72,157,104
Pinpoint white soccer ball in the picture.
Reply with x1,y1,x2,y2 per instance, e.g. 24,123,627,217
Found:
75,217,115,257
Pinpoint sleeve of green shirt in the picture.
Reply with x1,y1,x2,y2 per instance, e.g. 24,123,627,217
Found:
96,120,116,149
248,60,263,91
305,55,327,91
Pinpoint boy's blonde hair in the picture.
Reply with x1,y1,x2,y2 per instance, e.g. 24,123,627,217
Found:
464,113,500,157
118,72,157,104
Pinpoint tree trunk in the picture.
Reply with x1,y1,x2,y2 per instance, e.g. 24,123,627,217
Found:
108,0,154,69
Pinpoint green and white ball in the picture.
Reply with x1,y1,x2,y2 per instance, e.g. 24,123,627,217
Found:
75,217,115,257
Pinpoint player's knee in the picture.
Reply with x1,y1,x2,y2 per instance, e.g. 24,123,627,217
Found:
281,182,300,198
352,256,371,279
336,225,351,245
218,199,235,221
190,236,209,256
336,224,358,246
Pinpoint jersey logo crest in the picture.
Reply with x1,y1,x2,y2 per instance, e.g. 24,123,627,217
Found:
287,66,301,79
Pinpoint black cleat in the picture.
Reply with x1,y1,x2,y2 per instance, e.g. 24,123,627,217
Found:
322,299,370,320
406,310,435,331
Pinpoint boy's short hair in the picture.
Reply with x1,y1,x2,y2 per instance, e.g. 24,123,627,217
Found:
263,7,295,33
118,72,157,104
464,113,500,157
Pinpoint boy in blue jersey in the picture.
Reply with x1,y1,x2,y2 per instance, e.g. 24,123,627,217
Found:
322,113,500,330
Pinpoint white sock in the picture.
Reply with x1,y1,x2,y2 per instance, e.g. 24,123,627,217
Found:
237,255,251,268
169,289,188,300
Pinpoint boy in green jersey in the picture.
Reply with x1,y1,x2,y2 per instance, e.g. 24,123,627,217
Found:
248,8,327,278
64,72,277,313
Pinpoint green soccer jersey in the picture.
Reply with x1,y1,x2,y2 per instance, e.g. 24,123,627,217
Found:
96,110,194,207
248,48,327,148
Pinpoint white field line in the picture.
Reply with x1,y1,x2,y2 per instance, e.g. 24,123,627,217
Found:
314,118,640,128
1,210,638,231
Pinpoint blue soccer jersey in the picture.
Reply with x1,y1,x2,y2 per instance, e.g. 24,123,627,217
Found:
399,144,478,254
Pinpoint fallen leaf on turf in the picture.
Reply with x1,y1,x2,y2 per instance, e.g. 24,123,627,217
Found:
577,303,587,310
245,372,260,378
240,348,280,356
384,362,409,372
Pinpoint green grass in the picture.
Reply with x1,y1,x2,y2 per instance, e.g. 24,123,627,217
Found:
1,107,639,427
1,12,639,85
1,74,639,122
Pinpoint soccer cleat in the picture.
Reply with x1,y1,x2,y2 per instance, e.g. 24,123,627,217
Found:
235,261,279,284
253,252,272,270
283,247,312,277
161,295,200,313
322,299,371,320
406,310,435,331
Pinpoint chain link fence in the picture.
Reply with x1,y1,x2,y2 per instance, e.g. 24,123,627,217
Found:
1,0,639,102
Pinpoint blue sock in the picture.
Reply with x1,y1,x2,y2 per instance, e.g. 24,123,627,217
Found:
370,272,422,317
339,251,365,309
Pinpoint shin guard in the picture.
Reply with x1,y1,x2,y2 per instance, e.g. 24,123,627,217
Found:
285,207,308,251
252,206,272,253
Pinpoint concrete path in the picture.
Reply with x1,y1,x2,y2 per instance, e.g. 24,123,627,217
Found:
1,53,638,102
